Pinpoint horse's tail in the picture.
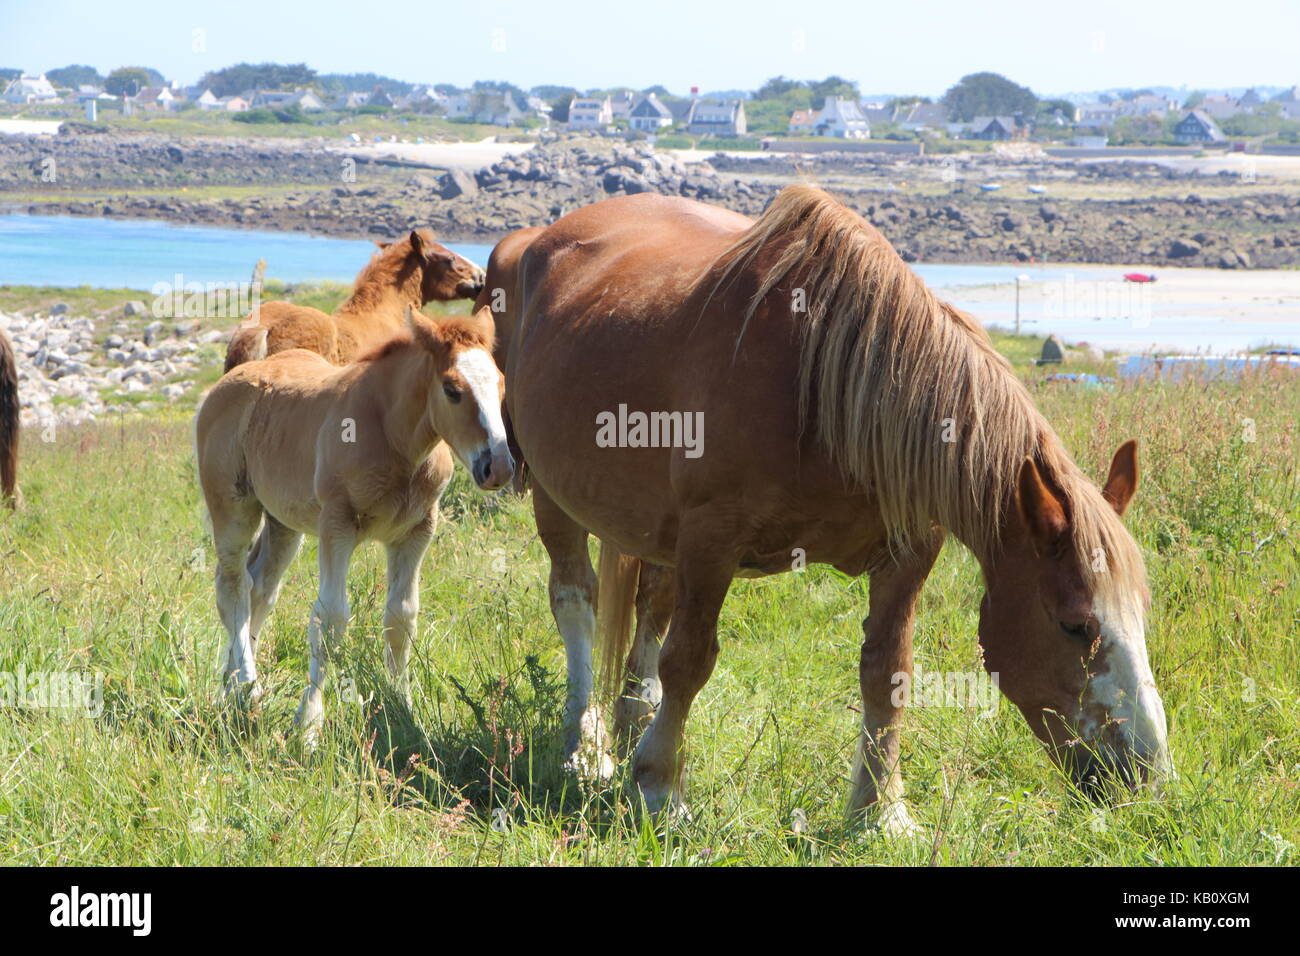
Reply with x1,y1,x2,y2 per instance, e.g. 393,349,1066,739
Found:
0,331,19,509
223,326,268,373
595,540,640,700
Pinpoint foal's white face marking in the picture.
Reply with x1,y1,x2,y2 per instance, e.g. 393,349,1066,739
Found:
1076,593,1172,780
452,348,512,486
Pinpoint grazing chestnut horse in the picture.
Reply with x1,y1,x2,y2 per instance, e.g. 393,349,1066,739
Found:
0,330,18,508
504,186,1170,828
196,308,514,733
224,227,486,371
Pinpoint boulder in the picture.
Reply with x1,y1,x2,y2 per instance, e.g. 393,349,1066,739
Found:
1040,334,1065,364
438,168,478,200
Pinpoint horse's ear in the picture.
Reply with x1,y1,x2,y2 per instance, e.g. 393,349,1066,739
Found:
1101,439,1139,516
405,305,443,355
373,239,390,249
1017,457,1069,546
410,228,452,265
468,305,496,345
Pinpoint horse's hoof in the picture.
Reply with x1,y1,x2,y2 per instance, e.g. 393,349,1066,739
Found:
877,801,924,839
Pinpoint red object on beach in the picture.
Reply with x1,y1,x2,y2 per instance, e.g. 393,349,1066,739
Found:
1124,272,1157,283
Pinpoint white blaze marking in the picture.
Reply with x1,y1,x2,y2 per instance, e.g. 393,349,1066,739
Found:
454,348,509,463
1081,595,1171,777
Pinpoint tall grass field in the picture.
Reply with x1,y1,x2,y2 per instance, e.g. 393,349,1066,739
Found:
0,341,1296,866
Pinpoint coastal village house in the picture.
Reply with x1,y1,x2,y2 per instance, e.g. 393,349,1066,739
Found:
396,86,449,111
1197,94,1242,120
251,89,325,111
193,88,248,112
3,73,61,104
135,86,182,111
446,91,528,126
893,102,951,132
684,98,747,136
789,108,816,135
567,96,613,130
628,93,673,131
969,115,1019,140
335,91,371,110
813,95,870,138
1173,109,1226,144
609,91,637,121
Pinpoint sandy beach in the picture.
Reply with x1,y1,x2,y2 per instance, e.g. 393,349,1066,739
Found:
938,264,1300,352
334,137,535,171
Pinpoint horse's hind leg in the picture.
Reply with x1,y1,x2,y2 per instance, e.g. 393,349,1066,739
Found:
382,516,435,707
247,516,302,650
210,497,264,709
631,520,736,814
613,562,674,750
533,484,613,779
846,529,944,837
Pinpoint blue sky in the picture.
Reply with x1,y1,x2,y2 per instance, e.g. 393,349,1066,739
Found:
2,0,1297,97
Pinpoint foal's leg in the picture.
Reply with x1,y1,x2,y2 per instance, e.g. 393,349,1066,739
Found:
295,515,357,741
631,528,735,814
613,562,674,749
532,484,613,779
847,531,944,836
211,497,264,709
383,516,435,707
247,516,302,650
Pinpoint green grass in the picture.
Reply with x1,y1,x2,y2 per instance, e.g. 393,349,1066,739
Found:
0,342,1297,865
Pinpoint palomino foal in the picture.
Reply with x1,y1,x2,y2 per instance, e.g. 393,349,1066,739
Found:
196,308,513,731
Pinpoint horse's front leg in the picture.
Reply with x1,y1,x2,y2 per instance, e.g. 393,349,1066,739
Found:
383,517,435,707
296,516,357,744
532,484,614,779
847,530,944,837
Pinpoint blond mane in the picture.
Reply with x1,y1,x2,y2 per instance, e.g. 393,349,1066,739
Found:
709,185,1145,601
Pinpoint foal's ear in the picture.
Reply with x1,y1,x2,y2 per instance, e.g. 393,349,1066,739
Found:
1017,457,1069,546
405,305,444,355
373,239,391,249
1101,439,1139,516
467,305,496,345
409,229,452,265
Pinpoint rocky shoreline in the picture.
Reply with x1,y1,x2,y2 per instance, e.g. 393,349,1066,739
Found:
1,307,223,426
5,133,1300,268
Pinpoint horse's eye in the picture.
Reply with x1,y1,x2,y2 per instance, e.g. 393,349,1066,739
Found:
1060,621,1092,641
443,383,462,403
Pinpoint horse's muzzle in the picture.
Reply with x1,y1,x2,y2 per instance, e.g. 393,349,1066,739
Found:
1069,745,1169,803
458,267,487,300
472,449,514,491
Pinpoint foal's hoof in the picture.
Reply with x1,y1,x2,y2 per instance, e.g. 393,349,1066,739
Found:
562,746,617,783
222,679,262,719
876,801,924,839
